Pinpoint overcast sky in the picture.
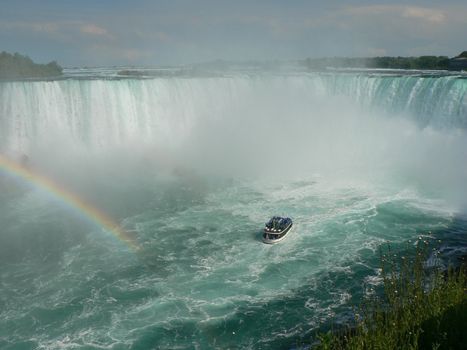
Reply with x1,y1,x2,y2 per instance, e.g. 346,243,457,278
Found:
1,0,466,67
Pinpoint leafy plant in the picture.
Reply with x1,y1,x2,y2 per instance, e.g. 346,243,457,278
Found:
313,238,467,350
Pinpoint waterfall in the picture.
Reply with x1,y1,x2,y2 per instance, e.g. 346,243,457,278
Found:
1,73,466,155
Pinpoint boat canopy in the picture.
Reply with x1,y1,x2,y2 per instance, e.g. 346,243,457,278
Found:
265,216,292,230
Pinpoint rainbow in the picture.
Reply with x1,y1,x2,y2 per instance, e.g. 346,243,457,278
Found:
0,154,139,251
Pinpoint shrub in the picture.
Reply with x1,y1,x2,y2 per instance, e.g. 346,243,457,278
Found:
314,239,467,350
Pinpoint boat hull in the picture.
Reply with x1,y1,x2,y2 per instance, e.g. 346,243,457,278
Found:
262,223,293,244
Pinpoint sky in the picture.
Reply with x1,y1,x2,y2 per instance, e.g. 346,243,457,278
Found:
1,0,466,67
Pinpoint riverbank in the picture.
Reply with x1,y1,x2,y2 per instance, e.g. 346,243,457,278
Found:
0,51,62,79
302,51,467,71
312,241,467,350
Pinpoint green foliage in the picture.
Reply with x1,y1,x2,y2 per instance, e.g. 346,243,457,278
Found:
0,51,62,79
313,239,467,350
303,56,451,70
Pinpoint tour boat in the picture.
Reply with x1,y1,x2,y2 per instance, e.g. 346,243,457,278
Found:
263,216,293,244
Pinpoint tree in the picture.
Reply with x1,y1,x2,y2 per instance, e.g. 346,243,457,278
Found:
0,51,62,79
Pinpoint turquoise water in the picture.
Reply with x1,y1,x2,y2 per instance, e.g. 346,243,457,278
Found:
1,71,467,349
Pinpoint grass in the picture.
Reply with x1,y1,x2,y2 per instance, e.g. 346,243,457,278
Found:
313,238,467,350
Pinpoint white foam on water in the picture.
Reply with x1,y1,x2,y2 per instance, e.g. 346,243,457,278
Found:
1,72,466,348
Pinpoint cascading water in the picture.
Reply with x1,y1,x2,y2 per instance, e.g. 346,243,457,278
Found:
1,71,466,349
1,73,466,155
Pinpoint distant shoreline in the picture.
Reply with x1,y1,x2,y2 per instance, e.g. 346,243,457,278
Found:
302,51,467,71
0,51,63,79
1,50,466,80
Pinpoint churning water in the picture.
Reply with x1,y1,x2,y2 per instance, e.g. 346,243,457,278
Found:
1,70,467,349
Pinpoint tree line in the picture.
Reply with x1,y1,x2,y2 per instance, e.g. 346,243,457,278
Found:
0,51,62,79
303,56,452,70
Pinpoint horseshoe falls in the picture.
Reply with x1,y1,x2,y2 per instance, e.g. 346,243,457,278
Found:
1,71,467,349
